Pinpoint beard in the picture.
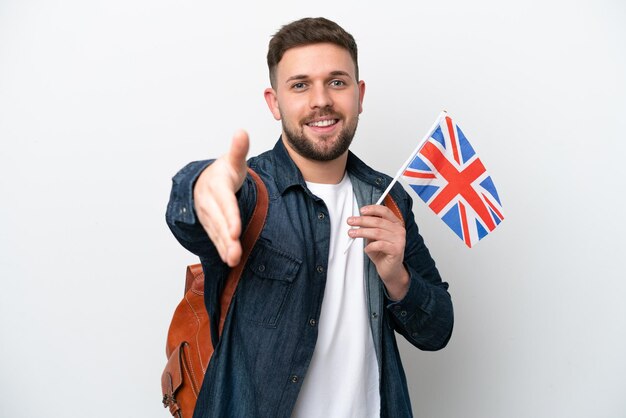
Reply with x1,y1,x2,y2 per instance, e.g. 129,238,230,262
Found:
280,108,359,162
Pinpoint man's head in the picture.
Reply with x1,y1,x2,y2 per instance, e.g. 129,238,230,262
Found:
264,18,365,164
267,17,359,89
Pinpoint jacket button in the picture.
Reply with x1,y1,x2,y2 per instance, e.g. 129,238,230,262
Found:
291,375,299,383
316,265,324,274
371,312,378,319
400,310,407,317
375,177,383,185
309,318,316,327
257,265,265,272
318,212,325,220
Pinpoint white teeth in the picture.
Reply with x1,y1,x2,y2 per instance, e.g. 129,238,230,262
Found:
308,119,337,127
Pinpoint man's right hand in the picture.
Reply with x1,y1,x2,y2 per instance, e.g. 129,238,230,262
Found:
193,130,250,267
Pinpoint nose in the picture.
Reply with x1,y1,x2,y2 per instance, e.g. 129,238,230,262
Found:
309,84,333,109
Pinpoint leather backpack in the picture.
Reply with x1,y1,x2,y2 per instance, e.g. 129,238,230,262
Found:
161,168,269,418
160,168,404,417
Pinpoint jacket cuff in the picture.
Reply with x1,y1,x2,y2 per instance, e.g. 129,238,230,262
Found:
167,159,214,225
385,264,431,323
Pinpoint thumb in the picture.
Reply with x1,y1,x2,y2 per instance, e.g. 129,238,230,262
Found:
228,129,250,171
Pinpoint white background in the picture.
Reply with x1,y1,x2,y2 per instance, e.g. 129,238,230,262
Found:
1,1,625,417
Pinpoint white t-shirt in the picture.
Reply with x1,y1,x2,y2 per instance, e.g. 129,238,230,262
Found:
291,173,380,418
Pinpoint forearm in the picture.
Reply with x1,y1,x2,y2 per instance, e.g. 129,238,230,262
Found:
386,191,454,350
385,265,453,350
382,267,410,301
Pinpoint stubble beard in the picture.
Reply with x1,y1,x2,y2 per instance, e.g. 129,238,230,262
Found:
281,109,359,162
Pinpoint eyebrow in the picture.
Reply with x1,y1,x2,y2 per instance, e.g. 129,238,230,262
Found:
329,70,351,78
285,74,308,84
284,70,352,84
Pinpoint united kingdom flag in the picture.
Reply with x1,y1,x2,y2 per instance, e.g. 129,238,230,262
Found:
402,114,504,247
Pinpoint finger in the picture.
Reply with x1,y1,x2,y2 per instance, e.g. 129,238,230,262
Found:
364,239,400,256
200,218,227,263
199,195,235,262
347,214,396,230
208,180,243,239
359,204,401,223
225,240,242,267
207,215,241,267
206,183,244,266
347,216,404,233
348,226,398,243
228,129,250,171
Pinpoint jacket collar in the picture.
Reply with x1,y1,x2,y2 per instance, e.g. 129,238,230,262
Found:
272,138,307,195
272,137,390,195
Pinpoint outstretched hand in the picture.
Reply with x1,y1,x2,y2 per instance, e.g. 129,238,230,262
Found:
193,130,249,267
347,205,410,300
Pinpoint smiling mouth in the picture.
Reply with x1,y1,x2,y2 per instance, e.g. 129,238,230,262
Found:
307,119,339,128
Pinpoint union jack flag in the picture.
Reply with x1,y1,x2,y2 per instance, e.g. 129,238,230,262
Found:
402,114,504,247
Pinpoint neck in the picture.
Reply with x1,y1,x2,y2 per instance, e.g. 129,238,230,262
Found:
282,138,348,184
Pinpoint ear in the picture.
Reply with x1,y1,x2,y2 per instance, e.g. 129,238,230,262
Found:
357,80,366,114
264,88,281,121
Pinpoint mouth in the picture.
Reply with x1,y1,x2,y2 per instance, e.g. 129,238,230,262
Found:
306,118,339,128
304,116,342,136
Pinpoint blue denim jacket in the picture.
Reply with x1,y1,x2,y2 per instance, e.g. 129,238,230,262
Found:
166,139,453,418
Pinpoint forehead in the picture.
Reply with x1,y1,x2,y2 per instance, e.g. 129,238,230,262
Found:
275,43,356,82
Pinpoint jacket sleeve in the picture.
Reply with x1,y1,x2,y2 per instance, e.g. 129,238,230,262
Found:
384,190,454,351
165,159,256,259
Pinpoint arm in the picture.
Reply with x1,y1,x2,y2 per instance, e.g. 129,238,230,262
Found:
346,192,453,351
165,130,253,266
384,207,453,351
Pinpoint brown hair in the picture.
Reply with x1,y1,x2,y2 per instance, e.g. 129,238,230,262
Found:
267,17,359,88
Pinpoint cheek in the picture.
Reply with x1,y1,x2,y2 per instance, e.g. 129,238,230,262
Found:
337,93,361,115
279,99,306,121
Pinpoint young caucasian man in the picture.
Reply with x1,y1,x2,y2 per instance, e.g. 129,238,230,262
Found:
166,17,453,418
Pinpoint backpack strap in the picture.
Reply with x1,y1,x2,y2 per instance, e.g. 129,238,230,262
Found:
383,194,405,227
218,168,269,335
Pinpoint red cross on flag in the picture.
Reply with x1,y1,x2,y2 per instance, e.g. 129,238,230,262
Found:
400,112,504,247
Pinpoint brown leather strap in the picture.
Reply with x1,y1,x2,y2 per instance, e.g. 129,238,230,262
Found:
161,344,184,415
383,194,405,226
185,264,204,294
218,168,269,335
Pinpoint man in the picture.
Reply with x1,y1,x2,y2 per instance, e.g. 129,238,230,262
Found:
166,17,453,418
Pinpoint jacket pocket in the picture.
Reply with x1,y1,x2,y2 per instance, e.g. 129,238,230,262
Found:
238,241,301,328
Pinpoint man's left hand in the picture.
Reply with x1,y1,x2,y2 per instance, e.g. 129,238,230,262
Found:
347,205,409,300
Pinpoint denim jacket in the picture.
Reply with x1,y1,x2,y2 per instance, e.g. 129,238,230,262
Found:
166,139,453,418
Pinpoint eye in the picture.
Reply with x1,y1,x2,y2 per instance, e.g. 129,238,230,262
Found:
291,82,307,90
330,79,346,87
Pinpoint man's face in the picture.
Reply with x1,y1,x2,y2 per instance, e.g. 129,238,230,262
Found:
264,43,365,162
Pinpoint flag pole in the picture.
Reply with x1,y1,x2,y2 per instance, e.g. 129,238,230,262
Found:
344,110,448,254
374,110,448,205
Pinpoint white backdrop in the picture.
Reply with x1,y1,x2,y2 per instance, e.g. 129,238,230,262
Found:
1,1,625,417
